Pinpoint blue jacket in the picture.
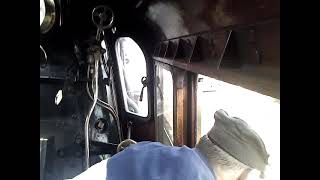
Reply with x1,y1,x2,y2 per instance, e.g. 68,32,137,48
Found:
107,141,216,180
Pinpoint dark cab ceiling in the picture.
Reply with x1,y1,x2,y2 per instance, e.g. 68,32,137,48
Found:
42,0,279,40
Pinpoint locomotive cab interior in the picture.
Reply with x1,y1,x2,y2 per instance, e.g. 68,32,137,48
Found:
40,0,280,179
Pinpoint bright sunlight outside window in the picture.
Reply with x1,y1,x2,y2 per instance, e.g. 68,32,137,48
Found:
197,74,280,180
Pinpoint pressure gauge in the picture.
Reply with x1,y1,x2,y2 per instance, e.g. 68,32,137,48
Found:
40,0,45,26
40,0,56,34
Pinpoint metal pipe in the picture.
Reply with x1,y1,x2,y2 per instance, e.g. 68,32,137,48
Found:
40,45,47,68
127,121,132,139
86,65,122,142
40,138,48,180
84,55,99,170
164,128,173,146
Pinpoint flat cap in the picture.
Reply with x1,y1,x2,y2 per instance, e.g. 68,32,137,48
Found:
207,110,269,177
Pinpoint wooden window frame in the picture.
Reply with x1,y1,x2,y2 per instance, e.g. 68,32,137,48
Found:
155,61,198,147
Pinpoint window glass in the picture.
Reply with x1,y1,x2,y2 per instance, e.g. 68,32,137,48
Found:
156,66,173,145
115,37,148,117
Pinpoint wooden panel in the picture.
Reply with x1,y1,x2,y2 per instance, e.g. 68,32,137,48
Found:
175,88,186,145
173,69,188,146
186,73,198,147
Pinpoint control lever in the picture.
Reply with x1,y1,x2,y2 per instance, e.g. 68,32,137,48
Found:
139,76,147,101
127,121,132,139
116,121,136,153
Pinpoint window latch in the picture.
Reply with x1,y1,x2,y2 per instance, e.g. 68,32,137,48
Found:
139,76,147,101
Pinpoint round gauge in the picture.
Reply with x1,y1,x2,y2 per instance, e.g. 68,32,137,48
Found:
40,0,56,34
40,0,45,26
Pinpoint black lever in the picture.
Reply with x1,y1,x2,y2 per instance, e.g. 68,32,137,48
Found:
139,76,147,101
127,121,133,139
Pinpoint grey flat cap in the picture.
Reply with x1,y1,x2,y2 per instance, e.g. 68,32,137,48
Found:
207,110,269,177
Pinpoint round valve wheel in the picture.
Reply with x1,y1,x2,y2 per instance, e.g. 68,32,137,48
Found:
116,139,137,153
91,5,114,30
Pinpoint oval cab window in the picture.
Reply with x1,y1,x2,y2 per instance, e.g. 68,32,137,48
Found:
115,37,148,117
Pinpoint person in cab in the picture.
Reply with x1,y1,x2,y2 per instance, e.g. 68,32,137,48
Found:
73,109,269,180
